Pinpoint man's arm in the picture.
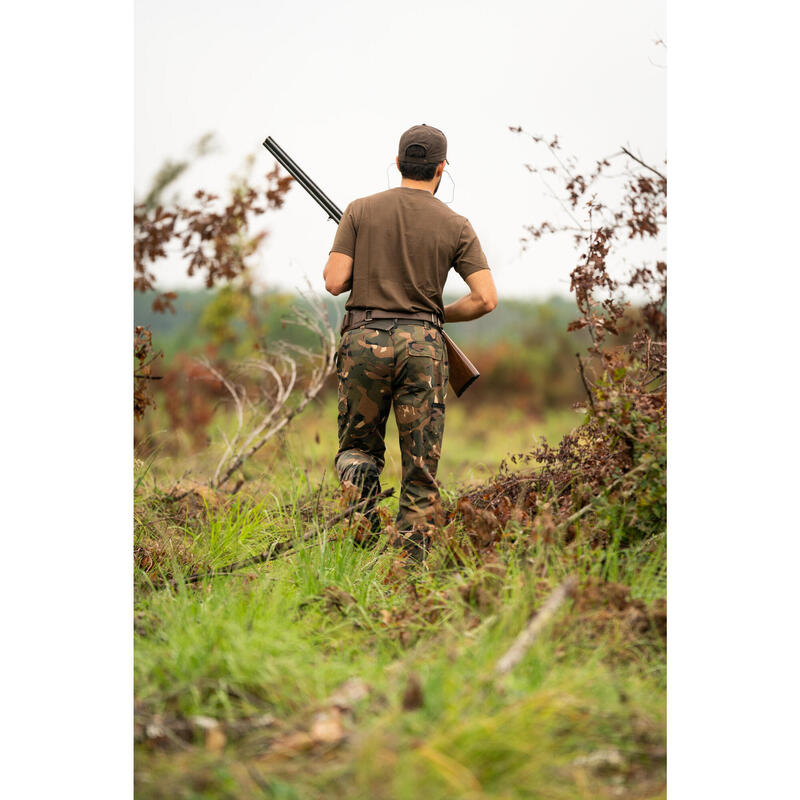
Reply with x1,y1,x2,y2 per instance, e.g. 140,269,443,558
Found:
443,269,498,322
323,252,354,296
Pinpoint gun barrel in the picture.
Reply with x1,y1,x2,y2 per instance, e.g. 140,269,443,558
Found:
263,136,343,223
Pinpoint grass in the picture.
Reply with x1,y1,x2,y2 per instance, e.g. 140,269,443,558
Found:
137,393,579,513
134,399,665,799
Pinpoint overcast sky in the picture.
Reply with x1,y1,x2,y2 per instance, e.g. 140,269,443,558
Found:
135,0,666,299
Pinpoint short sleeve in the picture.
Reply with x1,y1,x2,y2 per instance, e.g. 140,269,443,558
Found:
329,201,358,257
452,218,489,279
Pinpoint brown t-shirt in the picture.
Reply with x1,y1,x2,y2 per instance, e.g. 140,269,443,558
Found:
329,186,489,318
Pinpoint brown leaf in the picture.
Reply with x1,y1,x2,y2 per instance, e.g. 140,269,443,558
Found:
401,673,424,711
268,731,315,758
327,678,370,712
339,481,361,507
204,725,226,753
309,709,345,744
323,586,357,613
191,715,227,754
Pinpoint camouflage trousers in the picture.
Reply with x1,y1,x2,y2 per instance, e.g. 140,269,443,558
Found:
335,322,448,532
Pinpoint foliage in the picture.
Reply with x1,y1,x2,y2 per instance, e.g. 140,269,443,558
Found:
131,142,341,492
454,129,668,548
133,143,295,424
155,352,227,451
134,163,293,313
134,291,595,451
134,325,163,421
133,290,338,454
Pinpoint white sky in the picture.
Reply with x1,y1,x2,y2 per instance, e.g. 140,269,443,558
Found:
135,0,666,298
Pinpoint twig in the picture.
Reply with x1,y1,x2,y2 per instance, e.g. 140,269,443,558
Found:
494,576,578,678
620,147,666,182
168,540,289,588
135,711,277,745
539,175,586,231
557,462,648,530
575,353,595,412
152,488,395,590
246,766,272,793
211,293,336,490
314,469,326,521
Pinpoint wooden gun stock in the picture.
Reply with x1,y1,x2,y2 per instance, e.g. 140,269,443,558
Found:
442,330,480,397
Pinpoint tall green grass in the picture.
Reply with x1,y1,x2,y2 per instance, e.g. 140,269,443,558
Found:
135,460,665,799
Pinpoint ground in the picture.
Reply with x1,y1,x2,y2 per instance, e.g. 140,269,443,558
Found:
134,397,666,799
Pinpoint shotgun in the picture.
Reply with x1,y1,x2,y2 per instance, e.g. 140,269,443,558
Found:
262,136,480,397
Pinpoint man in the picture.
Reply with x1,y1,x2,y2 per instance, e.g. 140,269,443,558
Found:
323,124,497,559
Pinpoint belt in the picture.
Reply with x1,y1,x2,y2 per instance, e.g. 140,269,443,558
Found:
340,308,443,335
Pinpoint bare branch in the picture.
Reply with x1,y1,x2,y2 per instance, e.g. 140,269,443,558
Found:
209,290,337,490
494,576,578,679
620,147,666,182
576,353,596,413
199,358,246,487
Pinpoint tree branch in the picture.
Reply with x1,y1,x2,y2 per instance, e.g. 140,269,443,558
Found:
494,576,578,678
575,353,595,413
205,291,336,490
620,147,666,181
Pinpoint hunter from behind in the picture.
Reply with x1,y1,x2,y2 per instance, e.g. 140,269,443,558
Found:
324,123,497,559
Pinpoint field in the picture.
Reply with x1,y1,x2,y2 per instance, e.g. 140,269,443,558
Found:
135,382,666,798
133,111,667,797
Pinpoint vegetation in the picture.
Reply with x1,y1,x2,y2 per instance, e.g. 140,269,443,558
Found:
134,478,665,798
134,289,593,455
134,133,666,798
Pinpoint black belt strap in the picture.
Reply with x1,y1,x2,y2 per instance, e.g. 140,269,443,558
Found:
340,308,443,335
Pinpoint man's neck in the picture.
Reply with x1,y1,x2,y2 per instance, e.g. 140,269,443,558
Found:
400,177,436,194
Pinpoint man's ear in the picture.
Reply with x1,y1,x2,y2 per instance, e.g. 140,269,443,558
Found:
396,156,400,169
436,161,446,178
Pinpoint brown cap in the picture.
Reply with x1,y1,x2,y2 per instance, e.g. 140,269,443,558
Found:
398,124,448,165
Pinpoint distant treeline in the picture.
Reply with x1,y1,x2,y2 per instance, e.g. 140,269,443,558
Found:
135,288,594,418
135,288,584,350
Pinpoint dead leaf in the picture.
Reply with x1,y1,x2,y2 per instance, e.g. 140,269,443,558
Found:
339,481,361,507
268,731,315,758
309,709,345,744
457,498,503,547
572,748,625,775
204,725,226,753
327,678,370,712
144,715,168,746
190,715,226,753
323,585,357,612
401,673,424,711
510,507,530,525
